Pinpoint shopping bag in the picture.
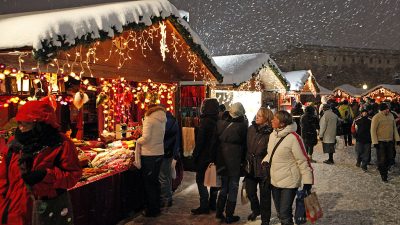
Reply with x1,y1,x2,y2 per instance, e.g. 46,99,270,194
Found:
240,179,249,205
294,190,307,224
32,192,74,225
335,136,344,150
304,192,323,223
133,143,142,169
204,163,220,187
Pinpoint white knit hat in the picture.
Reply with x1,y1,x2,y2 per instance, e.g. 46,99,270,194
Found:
229,102,245,118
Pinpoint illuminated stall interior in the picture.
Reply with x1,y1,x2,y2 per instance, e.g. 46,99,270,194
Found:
361,84,400,103
333,84,363,102
211,53,289,121
282,70,320,111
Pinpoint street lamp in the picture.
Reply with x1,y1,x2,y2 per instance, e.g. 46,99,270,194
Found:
362,84,368,90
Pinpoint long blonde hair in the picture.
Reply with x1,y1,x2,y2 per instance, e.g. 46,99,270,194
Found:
258,107,274,126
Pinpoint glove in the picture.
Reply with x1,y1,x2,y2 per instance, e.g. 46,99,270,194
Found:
303,184,312,195
21,170,47,186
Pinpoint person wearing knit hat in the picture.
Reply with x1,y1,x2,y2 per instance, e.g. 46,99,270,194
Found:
0,100,82,225
215,102,248,223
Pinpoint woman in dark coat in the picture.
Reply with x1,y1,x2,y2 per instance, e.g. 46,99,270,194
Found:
245,107,273,225
215,102,248,224
291,102,304,135
300,105,319,163
191,98,220,215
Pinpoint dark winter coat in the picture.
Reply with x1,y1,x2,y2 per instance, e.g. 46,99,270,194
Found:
164,111,180,159
246,121,273,178
291,106,304,135
300,112,319,146
354,115,372,143
192,115,219,172
216,112,248,177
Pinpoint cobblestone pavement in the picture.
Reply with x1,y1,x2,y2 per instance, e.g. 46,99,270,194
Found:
119,141,400,225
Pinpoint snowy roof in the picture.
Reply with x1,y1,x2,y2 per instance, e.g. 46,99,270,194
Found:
361,84,400,96
213,53,289,90
0,0,223,81
318,85,333,95
333,84,363,97
283,70,319,92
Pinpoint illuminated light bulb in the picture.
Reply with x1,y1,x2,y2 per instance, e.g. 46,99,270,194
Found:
3,69,11,75
145,98,150,103
83,79,89,85
19,101,26,105
156,99,161,104
141,103,145,109
136,87,141,91
63,76,69,82
166,108,170,111
0,73,4,79
11,68,17,73
134,100,139,104
147,79,152,83
161,95,165,98
3,103,9,108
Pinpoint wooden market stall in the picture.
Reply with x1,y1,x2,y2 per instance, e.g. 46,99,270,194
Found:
211,53,290,119
361,84,400,103
333,84,363,102
282,70,320,111
0,1,223,224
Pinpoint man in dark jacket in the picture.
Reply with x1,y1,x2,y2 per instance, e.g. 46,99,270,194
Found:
191,98,220,215
159,111,180,208
354,109,372,171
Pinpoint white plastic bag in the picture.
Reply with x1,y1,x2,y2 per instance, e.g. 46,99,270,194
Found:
335,136,344,150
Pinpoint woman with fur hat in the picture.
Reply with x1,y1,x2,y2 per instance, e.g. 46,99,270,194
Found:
215,102,248,223
191,98,220,215
136,105,167,217
0,100,82,225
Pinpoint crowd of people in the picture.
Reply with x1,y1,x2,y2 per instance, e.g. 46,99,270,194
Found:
1,96,398,225
191,98,314,225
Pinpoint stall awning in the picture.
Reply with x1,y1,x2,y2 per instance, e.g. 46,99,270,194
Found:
213,53,289,91
283,70,320,95
0,0,223,83
361,84,400,97
333,84,363,98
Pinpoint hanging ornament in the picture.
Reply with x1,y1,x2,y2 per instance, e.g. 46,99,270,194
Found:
73,90,89,109
96,92,109,108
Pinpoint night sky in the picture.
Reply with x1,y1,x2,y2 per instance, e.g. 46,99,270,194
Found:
169,0,400,55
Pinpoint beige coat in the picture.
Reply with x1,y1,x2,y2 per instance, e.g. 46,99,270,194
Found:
370,111,400,145
319,109,338,144
262,123,314,188
137,108,167,156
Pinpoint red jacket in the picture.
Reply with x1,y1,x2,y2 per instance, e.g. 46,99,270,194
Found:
0,134,82,225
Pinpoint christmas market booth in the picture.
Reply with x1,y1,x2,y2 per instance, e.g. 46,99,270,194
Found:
0,0,223,224
361,84,400,103
282,70,320,111
333,84,363,102
211,53,289,120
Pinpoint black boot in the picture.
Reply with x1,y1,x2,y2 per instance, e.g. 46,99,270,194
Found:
209,188,218,211
225,201,240,224
215,195,226,221
190,207,209,215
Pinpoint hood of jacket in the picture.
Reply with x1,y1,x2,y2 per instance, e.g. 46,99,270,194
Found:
146,109,167,123
274,122,297,138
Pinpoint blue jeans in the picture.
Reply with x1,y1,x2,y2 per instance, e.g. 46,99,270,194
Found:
219,176,240,203
159,157,173,204
271,186,297,225
355,142,371,167
141,155,163,214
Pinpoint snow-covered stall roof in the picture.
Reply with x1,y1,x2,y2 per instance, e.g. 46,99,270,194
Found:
283,70,320,93
302,83,332,95
213,53,289,91
0,0,223,82
334,84,363,97
361,84,400,96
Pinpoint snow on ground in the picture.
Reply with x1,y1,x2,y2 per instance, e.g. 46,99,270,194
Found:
120,140,400,225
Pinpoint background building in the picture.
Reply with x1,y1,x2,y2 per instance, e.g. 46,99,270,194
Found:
272,44,400,89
